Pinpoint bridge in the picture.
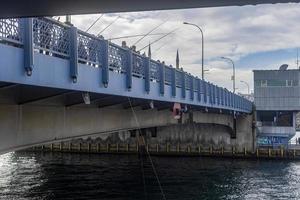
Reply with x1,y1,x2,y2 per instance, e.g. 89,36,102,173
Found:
0,17,252,154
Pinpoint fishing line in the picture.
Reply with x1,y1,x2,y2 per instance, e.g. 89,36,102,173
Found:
127,97,167,200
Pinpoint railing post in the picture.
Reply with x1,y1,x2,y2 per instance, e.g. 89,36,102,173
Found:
100,40,109,87
203,82,207,104
159,63,165,95
126,50,133,90
209,83,213,104
181,71,186,99
190,76,194,100
144,57,150,93
197,78,201,102
23,18,34,76
69,26,78,83
171,67,176,97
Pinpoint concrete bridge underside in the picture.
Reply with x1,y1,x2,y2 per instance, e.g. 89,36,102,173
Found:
1,0,300,18
0,83,252,154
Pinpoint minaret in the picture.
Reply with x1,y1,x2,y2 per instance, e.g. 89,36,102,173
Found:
176,49,179,69
148,43,152,58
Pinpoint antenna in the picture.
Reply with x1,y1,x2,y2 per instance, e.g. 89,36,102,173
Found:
133,20,168,46
85,14,103,32
97,16,120,36
138,28,179,52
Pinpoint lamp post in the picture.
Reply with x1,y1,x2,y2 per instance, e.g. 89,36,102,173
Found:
221,56,235,93
240,80,250,95
183,22,204,80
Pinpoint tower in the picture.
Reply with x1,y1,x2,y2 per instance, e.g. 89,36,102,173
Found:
148,43,151,58
176,49,179,69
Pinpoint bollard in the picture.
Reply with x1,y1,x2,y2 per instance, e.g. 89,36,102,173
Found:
294,149,296,158
280,147,284,158
232,146,235,156
256,148,259,158
268,148,271,157
198,145,201,154
88,143,91,152
244,147,247,156
59,142,62,151
97,143,100,153
106,143,109,152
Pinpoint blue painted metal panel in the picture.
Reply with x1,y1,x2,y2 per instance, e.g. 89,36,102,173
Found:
181,71,186,99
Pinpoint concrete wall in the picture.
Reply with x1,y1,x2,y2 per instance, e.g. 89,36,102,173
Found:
0,102,253,154
71,113,255,153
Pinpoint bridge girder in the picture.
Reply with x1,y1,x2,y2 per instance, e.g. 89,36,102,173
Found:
1,0,299,18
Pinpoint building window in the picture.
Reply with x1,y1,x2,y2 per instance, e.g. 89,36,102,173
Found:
261,80,267,87
255,79,299,87
286,80,293,87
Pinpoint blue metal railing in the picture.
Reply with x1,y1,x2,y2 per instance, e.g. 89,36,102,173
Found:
0,17,253,113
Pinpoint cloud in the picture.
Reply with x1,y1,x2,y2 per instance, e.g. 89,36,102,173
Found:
67,3,300,94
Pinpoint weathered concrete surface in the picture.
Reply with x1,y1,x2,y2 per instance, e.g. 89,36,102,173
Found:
73,113,255,153
0,104,249,154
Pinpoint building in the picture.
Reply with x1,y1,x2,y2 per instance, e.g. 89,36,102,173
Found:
253,67,298,147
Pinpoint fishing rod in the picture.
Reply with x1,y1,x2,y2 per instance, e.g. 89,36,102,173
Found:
85,14,103,32
133,20,168,46
138,28,179,52
108,33,166,41
152,35,175,54
97,16,120,36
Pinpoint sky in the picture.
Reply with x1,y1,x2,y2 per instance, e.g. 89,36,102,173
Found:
66,3,300,94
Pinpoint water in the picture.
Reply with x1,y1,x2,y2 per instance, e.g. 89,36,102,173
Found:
1,152,300,200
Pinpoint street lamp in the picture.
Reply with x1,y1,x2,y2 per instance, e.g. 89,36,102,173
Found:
183,22,204,80
240,80,250,95
221,56,235,93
